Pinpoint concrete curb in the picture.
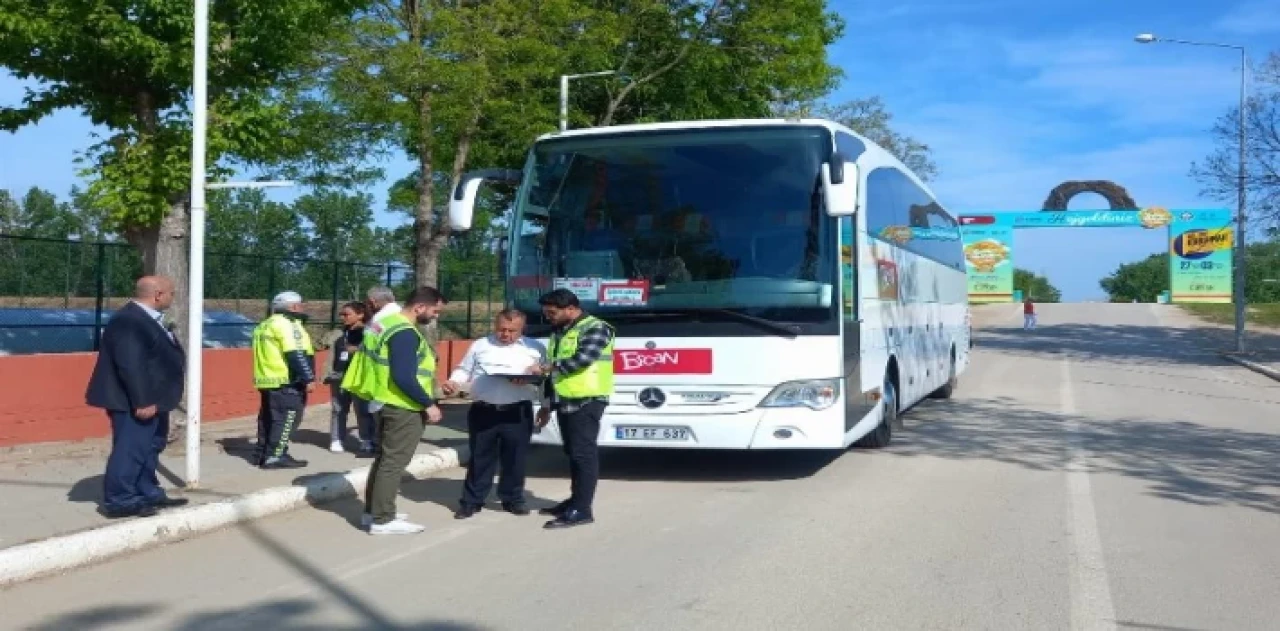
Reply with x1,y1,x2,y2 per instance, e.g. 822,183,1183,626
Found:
1219,353,1280,382
0,445,468,588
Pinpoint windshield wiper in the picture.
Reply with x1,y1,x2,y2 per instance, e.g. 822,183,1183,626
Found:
608,308,800,339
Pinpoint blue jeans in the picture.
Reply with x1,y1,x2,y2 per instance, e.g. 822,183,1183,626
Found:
103,410,170,511
330,382,376,446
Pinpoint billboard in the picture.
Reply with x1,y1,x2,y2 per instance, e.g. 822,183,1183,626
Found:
957,208,1230,304
960,215,1015,303
1168,209,1234,304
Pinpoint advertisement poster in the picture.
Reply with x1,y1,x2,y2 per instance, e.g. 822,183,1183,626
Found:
959,215,1014,303
1169,209,1233,304
840,217,855,315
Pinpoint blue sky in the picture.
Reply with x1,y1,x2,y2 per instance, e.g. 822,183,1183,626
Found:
2,0,1278,300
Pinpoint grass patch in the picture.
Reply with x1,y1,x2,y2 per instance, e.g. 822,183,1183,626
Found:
1180,303,1280,328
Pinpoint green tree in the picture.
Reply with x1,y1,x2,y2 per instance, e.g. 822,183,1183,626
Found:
324,0,569,289
0,0,366,345
570,0,843,128
1099,253,1168,302
1014,268,1062,303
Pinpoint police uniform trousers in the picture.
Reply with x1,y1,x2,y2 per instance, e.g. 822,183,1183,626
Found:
256,385,307,464
460,400,534,507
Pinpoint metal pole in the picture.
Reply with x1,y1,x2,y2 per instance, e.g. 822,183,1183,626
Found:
185,0,209,488
329,261,341,328
92,243,105,352
559,74,569,132
1234,47,1248,354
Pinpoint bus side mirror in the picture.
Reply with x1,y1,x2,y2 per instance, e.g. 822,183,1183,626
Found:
449,168,523,231
823,157,857,217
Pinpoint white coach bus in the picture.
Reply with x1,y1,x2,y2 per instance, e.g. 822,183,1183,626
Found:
448,119,970,450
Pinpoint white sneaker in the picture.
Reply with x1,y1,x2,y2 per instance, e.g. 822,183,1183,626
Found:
369,518,426,535
330,440,345,453
361,512,407,527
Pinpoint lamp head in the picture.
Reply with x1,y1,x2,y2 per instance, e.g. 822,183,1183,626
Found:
1134,33,1158,44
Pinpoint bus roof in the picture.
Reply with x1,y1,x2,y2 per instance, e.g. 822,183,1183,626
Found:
535,118,855,142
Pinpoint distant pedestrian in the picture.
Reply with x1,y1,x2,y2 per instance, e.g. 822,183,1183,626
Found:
251,291,317,469
85,275,188,519
320,301,376,457
444,309,546,519
363,286,448,535
526,288,616,530
1023,297,1037,330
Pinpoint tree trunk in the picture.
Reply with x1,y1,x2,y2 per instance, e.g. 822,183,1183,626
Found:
128,198,191,439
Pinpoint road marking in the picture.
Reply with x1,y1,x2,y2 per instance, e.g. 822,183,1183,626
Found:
1061,358,1118,631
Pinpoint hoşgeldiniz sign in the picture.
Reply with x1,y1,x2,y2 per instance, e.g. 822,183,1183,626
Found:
958,202,1232,304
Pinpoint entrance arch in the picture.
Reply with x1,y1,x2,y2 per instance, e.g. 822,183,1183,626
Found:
958,181,1233,304
1040,180,1138,211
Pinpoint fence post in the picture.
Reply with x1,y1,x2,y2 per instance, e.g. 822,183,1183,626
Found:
329,261,341,328
92,243,106,352
385,264,393,288
465,276,475,339
266,260,277,317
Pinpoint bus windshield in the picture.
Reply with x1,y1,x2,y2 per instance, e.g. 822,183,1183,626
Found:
506,125,839,336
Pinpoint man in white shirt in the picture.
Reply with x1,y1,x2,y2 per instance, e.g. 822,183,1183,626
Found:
443,309,547,519
366,285,400,323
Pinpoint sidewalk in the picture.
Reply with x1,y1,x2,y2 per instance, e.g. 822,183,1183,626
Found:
1163,306,1280,376
0,402,472,552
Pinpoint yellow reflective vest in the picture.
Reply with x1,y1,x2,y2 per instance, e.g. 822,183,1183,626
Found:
550,315,615,399
252,313,315,389
367,312,437,411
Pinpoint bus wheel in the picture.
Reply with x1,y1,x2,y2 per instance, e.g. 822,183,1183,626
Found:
931,351,957,399
856,376,896,449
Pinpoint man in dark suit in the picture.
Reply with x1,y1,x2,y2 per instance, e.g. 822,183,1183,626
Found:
86,275,189,518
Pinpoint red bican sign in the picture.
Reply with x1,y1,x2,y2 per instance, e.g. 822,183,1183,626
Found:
614,348,713,374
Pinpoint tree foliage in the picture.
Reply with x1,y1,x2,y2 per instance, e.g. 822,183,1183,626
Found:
0,0,368,350
1099,253,1167,303
1014,268,1062,303
1192,52,1280,233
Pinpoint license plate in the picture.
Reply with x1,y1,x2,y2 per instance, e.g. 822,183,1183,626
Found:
615,426,690,441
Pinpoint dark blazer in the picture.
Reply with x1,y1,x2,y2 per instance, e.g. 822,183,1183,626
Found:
86,301,187,413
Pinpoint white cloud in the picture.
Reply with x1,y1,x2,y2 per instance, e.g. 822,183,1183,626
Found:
1213,0,1280,35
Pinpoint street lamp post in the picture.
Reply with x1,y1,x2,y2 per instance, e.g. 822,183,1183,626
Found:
1136,33,1249,354
559,70,618,132
188,0,295,487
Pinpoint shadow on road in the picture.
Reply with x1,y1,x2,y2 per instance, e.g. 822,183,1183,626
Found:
23,517,492,631
521,443,840,485
896,396,1280,515
975,323,1271,367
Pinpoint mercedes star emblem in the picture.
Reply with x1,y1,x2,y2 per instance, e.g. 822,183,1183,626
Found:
637,387,667,409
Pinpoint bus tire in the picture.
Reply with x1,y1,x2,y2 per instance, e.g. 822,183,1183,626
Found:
930,349,957,399
856,375,896,449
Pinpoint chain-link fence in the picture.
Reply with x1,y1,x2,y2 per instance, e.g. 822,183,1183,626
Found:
0,234,504,355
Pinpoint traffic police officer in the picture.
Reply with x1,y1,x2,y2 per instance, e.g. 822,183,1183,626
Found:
252,291,316,469
527,288,615,529
359,286,447,535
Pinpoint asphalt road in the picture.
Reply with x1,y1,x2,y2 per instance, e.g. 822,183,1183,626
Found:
4,303,1280,631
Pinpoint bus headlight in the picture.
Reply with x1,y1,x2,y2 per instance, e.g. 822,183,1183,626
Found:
758,379,839,410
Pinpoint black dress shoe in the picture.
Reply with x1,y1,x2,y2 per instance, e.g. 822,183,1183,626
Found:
102,504,158,519
543,508,594,529
538,501,570,517
454,504,482,520
502,501,530,516
151,497,190,509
